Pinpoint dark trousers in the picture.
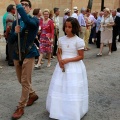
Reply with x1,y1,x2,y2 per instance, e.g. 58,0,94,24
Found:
96,31,101,48
7,35,15,66
111,29,117,51
89,26,96,44
6,42,8,60
53,34,58,56
118,32,120,42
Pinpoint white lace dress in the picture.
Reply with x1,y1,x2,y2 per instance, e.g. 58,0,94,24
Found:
46,35,88,120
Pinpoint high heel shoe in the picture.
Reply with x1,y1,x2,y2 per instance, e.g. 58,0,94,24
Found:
47,63,51,67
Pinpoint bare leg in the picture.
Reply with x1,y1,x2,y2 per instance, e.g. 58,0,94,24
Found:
48,53,51,64
35,54,43,68
99,43,104,53
47,53,51,67
108,43,112,52
37,54,43,65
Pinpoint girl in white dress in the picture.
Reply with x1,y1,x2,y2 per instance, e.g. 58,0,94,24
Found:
46,17,88,120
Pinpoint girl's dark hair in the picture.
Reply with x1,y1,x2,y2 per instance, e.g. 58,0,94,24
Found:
33,8,40,15
20,0,32,8
63,17,80,36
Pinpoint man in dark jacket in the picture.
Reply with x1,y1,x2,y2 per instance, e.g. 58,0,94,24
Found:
111,9,120,51
116,8,120,42
11,0,39,119
111,10,118,51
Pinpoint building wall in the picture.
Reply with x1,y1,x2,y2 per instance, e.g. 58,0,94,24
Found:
0,0,120,16
92,0,120,12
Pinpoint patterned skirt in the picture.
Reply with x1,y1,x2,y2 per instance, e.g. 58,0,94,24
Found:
39,34,52,53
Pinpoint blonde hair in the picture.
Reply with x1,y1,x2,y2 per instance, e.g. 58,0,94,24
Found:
104,8,110,14
43,9,50,14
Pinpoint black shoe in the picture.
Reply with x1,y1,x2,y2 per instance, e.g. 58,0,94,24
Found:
5,59,8,61
89,42,94,44
8,63,14,66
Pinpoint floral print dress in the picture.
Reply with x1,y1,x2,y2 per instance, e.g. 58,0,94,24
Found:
39,19,54,53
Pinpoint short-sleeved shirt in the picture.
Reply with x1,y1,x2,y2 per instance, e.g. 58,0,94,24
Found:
2,12,8,31
71,13,78,20
58,35,85,59
6,12,15,28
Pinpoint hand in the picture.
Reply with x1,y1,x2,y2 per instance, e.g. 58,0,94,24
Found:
59,60,64,69
50,38,54,44
101,24,106,27
15,25,21,33
61,59,69,65
13,0,20,5
38,30,41,35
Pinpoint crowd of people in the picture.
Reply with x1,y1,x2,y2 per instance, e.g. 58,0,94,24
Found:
2,3,120,68
69,6,120,55
0,0,120,120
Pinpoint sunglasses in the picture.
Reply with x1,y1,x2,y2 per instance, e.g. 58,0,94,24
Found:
21,3,29,7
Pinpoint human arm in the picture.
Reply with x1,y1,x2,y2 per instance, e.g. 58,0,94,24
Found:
9,21,18,44
78,15,82,27
57,39,64,69
50,20,54,42
5,14,15,38
61,50,84,65
57,48,64,69
106,16,114,27
13,0,38,28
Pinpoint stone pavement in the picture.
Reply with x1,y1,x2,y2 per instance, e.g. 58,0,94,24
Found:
0,37,120,120
0,18,120,120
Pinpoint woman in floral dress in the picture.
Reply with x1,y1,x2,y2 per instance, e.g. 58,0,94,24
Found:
35,9,54,68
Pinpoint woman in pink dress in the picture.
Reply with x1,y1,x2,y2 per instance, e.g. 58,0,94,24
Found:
35,9,54,68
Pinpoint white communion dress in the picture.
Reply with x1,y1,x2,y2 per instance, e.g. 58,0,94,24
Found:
46,35,88,120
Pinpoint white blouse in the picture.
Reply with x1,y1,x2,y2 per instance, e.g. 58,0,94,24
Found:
100,15,114,31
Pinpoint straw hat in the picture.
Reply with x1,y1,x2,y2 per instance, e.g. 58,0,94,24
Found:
64,8,71,13
73,6,78,11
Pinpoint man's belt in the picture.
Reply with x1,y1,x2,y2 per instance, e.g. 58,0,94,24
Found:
81,25,86,27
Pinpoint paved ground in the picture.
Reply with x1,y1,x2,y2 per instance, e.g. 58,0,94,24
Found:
0,36,120,120
0,17,120,120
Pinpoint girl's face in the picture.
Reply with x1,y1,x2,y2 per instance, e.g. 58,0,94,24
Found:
65,21,73,36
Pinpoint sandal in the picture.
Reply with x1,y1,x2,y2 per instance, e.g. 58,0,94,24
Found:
97,53,102,56
34,64,41,68
47,63,51,67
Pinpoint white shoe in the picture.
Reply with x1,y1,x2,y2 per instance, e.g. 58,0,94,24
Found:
0,66,2,69
35,64,41,68
47,63,51,67
97,53,102,56
108,52,111,56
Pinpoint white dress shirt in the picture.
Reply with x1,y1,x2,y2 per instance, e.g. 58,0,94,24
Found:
71,13,78,20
